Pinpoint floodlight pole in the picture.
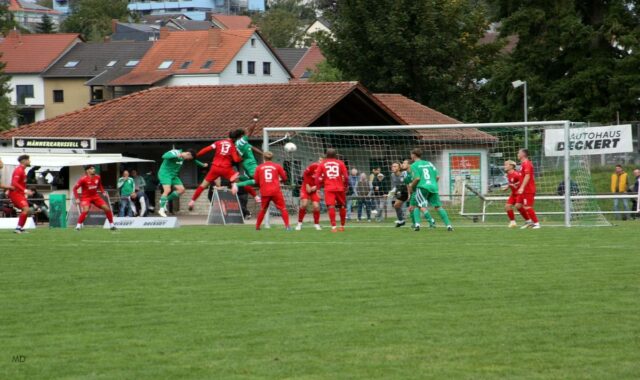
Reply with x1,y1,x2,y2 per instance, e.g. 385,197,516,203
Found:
563,120,572,227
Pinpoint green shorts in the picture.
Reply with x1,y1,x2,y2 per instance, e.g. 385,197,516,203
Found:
410,188,441,208
158,173,183,187
243,161,257,176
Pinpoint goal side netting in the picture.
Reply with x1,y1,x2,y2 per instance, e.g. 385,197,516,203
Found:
262,122,611,227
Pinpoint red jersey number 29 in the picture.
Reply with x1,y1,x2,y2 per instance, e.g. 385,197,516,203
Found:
325,163,340,179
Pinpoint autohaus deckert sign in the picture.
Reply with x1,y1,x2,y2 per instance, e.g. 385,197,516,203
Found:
544,125,634,156
12,137,96,150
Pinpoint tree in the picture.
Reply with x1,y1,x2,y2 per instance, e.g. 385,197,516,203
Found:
253,0,315,48
483,0,640,123
36,0,54,8
36,14,56,34
321,0,499,121
0,4,15,130
61,0,132,41
309,60,344,82
0,2,18,35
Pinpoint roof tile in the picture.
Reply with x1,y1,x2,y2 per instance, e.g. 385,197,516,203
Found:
0,32,81,73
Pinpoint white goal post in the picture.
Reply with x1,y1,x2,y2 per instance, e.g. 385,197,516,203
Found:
262,121,633,227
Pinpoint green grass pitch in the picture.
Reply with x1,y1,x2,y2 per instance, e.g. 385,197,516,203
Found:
1,224,639,379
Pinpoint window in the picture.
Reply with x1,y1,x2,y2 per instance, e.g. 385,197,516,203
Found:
201,60,213,69
236,60,242,74
158,60,173,69
16,85,34,105
248,61,255,75
125,60,139,67
64,61,79,68
53,90,64,103
263,62,271,75
180,61,192,69
251,38,256,47
106,60,117,67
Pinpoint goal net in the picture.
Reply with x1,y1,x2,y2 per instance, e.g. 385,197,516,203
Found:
262,122,611,227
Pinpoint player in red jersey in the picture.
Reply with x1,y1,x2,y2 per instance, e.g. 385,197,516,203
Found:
516,148,540,229
189,132,242,210
315,148,349,232
254,151,290,230
296,157,323,231
502,160,528,228
8,155,34,233
73,165,116,231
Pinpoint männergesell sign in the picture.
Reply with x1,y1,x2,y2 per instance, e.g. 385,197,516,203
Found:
544,125,633,156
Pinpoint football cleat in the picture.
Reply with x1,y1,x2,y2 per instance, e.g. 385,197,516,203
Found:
158,207,167,217
110,226,118,231
509,221,517,228
447,225,454,232
295,223,302,231
314,224,322,231
338,226,345,232
395,220,406,228
520,221,534,229
413,224,420,232
331,227,338,233
531,223,541,229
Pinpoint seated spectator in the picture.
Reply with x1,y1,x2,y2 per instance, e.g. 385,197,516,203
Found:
28,187,49,221
130,190,149,217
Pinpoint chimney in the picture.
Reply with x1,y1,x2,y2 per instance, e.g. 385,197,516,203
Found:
159,26,170,40
112,19,118,34
208,28,221,48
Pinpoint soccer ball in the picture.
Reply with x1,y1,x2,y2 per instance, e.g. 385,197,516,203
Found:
284,142,297,153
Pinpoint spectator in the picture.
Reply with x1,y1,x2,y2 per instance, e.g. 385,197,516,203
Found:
28,187,49,220
0,159,9,191
26,166,41,184
611,164,630,220
1,190,15,217
369,167,382,183
117,169,135,217
143,170,158,211
130,190,150,217
131,169,146,192
346,168,358,220
372,172,388,222
630,168,640,220
556,179,580,196
356,173,373,222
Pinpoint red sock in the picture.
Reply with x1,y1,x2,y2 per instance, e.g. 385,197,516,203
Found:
328,207,336,227
18,212,28,228
105,210,114,223
192,186,205,201
507,209,515,221
527,208,538,223
313,208,320,224
244,186,257,198
78,211,89,224
256,207,267,229
518,207,529,220
339,207,346,226
298,207,306,223
280,208,290,227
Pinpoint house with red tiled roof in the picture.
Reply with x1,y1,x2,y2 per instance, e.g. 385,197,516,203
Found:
6,0,62,33
210,14,252,30
275,43,326,80
0,30,82,125
109,28,292,96
0,82,496,199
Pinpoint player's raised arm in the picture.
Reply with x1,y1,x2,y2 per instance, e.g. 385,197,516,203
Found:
196,144,215,157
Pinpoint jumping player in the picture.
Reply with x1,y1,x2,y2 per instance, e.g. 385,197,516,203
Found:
516,148,540,229
73,164,116,230
8,155,33,234
315,148,349,232
254,151,290,230
408,149,453,231
503,160,526,228
157,148,204,217
232,129,263,202
189,133,242,210
296,157,322,230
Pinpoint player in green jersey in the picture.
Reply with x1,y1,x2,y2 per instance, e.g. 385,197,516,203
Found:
408,148,453,231
231,129,263,202
157,148,206,217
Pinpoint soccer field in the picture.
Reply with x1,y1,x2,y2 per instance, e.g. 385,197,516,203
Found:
2,224,639,379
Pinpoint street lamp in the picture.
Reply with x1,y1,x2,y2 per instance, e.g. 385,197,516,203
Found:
512,80,528,148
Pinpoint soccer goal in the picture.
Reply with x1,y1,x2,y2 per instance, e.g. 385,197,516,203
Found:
262,121,637,227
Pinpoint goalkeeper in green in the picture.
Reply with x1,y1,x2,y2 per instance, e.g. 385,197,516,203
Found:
408,148,453,231
157,148,207,217
231,129,263,202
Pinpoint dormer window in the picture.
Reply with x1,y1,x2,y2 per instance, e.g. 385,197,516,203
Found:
64,61,79,68
106,60,117,67
125,60,139,67
201,60,213,69
180,61,192,69
158,60,173,69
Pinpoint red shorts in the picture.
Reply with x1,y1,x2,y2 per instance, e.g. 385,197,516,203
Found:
516,193,535,207
324,190,346,207
205,166,239,183
261,193,287,211
9,192,28,209
300,185,321,203
506,194,517,205
80,195,107,209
